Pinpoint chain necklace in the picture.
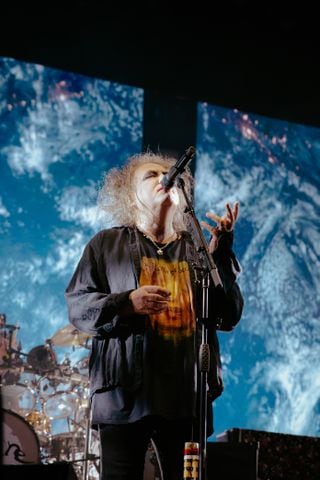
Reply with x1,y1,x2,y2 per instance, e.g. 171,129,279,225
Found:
140,230,179,255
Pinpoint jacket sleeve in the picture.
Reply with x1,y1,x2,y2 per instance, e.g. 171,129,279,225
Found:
210,231,244,331
65,240,135,338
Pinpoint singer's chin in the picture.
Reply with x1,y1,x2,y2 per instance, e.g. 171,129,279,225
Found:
157,194,174,208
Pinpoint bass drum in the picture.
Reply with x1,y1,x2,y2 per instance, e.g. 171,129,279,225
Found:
1,408,41,465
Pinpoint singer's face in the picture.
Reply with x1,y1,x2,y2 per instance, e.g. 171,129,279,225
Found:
133,162,179,213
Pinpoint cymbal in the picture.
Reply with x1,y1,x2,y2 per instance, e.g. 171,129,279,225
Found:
51,325,90,347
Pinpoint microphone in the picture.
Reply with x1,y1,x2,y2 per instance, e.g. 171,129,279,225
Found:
161,146,196,191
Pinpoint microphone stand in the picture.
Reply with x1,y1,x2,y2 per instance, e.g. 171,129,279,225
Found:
177,177,224,480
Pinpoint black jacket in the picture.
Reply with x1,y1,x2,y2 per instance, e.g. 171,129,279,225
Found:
65,226,243,404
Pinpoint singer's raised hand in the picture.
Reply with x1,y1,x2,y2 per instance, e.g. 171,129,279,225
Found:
201,202,239,252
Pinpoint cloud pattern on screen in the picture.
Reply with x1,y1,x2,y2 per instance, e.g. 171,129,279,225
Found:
195,104,320,438
0,57,143,359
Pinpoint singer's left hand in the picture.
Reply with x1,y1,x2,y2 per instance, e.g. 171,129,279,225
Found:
201,202,239,252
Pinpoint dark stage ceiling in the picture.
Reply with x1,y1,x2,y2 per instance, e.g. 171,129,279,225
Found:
1,8,319,128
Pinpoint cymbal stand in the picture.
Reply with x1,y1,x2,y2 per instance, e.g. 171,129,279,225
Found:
82,400,92,480
6,329,13,369
2,325,18,368
45,338,62,375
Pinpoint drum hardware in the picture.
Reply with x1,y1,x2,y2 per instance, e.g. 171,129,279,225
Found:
82,402,91,480
8,346,28,361
54,401,100,480
38,374,62,398
46,426,100,477
0,323,20,331
54,357,89,386
65,371,89,385
0,321,24,371
68,453,101,480
0,312,6,325
0,366,21,388
0,364,22,370
68,454,100,462
49,432,86,460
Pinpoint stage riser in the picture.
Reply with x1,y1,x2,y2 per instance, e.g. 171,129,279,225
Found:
217,428,320,480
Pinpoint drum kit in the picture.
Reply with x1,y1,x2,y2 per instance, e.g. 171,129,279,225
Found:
0,317,99,479
1,316,161,480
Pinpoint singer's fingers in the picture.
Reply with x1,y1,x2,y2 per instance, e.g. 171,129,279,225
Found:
233,202,239,221
226,203,234,221
226,202,239,226
201,221,219,235
143,285,171,297
205,202,239,230
205,212,222,224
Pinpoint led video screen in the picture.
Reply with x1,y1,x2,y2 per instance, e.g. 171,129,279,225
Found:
0,58,143,454
195,102,320,440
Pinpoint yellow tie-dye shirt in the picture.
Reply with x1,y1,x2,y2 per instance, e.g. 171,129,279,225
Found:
139,239,196,343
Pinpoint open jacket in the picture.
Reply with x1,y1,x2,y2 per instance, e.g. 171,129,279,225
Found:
65,226,243,405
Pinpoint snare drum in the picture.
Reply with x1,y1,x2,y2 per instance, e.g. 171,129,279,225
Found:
1,408,40,464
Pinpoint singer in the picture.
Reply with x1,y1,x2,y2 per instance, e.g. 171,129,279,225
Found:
65,151,243,480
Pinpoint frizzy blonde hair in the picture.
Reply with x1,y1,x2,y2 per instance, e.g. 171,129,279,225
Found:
98,151,194,230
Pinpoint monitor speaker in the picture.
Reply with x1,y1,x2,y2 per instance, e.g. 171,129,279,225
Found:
216,428,320,480
206,442,258,480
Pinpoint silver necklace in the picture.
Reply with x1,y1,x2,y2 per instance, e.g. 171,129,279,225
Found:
141,231,178,255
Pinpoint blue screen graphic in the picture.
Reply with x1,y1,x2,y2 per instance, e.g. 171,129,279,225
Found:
195,103,320,440
0,58,143,453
